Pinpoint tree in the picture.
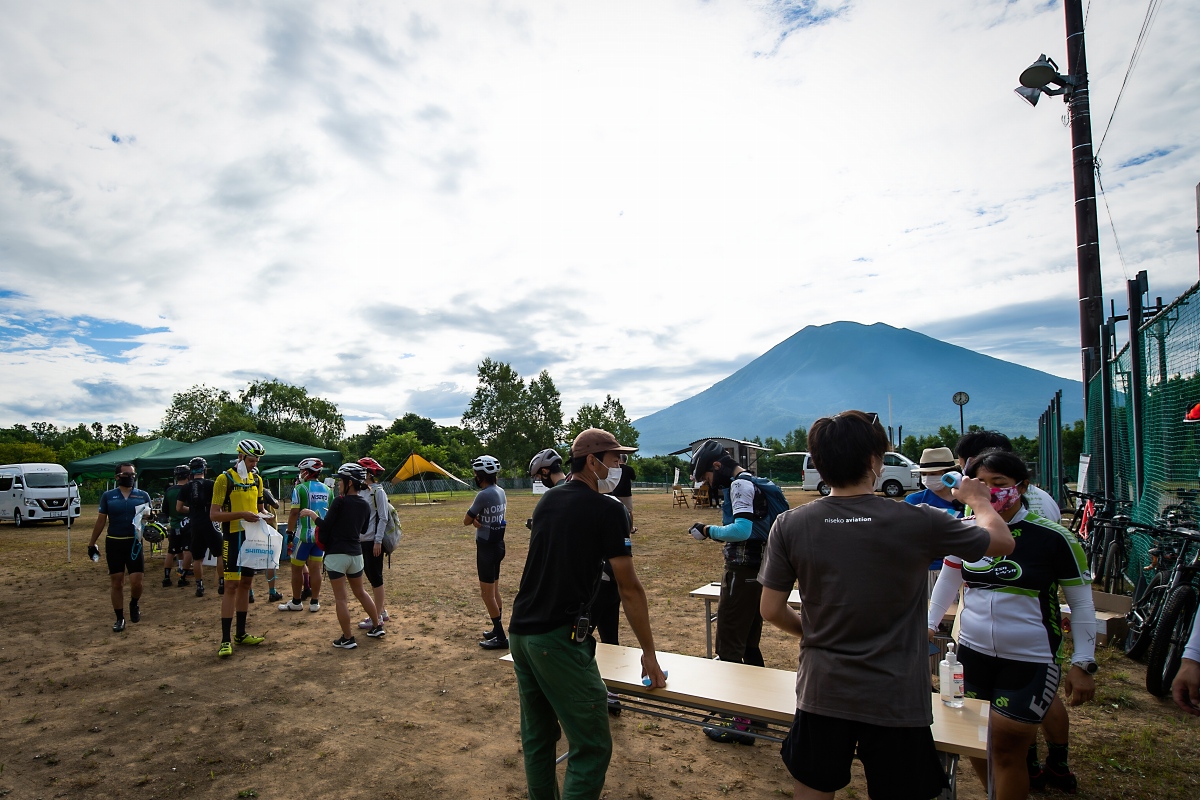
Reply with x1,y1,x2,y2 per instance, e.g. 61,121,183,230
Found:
0,442,58,464
156,385,255,442
461,360,563,474
566,395,638,452
1061,420,1085,474
239,380,345,449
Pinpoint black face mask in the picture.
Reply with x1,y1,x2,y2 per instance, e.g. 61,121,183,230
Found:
539,472,555,489
117,475,135,487
710,463,734,491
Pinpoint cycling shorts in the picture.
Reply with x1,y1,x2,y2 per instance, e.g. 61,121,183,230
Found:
222,530,258,582
105,536,145,576
476,537,505,583
362,547,385,588
324,553,364,580
780,709,947,799
167,523,190,555
291,540,325,566
189,520,221,561
958,642,1062,724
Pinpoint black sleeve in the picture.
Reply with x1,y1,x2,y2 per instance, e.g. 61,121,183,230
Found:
316,496,342,539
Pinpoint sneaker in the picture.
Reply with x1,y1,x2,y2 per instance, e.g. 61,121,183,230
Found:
217,641,232,658
381,610,390,622
280,600,303,612
268,590,284,603
196,585,205,598
113,618,126,633
248,590,255,603
367,624,386,638
234,633,265,646
481,629,501,641
162,577,172,588
607,692,622,717
301,586,312,601
479,636,509,650
1041,767,1078,794
177,577,190,587
218,577,225,595
129,604,140,624
702,716,755,746
333,636,357,649
308,601,320,613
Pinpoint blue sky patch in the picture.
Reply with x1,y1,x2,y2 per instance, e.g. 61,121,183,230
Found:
0,313,170,362
1118,146,1179,169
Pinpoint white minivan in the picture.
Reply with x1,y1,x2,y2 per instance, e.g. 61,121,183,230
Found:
787,451,922,498
0,463,82,526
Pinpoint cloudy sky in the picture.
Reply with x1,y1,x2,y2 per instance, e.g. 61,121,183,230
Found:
1,0,1198,436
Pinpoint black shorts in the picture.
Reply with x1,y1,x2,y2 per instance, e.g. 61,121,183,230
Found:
167,523,190,555
362,547,385,588
476,537,505,583
780,710,948,799
222,529,258,582
189,520,221,560
105,537,145,576
958,643,1062,724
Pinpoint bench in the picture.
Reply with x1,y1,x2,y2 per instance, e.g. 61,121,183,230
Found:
503,643,988,800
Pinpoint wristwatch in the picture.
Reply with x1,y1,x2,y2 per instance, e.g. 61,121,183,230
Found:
1074,660,1099,675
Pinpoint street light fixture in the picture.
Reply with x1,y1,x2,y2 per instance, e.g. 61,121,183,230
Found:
1013,54,1078,105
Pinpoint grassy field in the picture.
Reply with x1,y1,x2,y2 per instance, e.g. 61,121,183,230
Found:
0,489,1196,799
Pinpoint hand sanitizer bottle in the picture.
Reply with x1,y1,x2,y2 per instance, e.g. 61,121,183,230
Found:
939,643,965,708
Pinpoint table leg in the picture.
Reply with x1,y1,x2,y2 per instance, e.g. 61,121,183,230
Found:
937,751,958,800
704,598,714,659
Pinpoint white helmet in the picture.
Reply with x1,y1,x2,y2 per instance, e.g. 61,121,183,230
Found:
297,457,324,476
528,449,562,477
336,462,368,487
471,455,501,475
237,438,266,457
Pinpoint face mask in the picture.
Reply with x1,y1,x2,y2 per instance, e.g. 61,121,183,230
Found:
989,486,1022,513
540,472,555,489
117,475,134,487
594,460,621,494
236,460,251,481
710,464,734,491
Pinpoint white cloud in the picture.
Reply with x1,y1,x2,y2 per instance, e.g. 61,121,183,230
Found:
0,0,1197,434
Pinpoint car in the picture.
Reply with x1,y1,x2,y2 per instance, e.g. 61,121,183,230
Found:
784,451,921,498
0,463,82,526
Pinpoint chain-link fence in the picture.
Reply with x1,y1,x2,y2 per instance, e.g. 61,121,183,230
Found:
1082,280,1200,579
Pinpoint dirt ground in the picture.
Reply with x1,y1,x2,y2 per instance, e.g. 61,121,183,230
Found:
1,489,1197,800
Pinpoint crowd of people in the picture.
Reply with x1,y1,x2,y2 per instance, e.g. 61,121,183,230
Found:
85,420,1200,800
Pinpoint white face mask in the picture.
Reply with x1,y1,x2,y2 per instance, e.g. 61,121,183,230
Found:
594,459,621,494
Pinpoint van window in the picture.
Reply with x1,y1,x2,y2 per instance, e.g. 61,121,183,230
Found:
25,472,68,489
883,454,905,467
0,476,12,492
805,457,814,470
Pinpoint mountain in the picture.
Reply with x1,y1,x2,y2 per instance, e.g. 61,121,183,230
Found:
632,321,1083,456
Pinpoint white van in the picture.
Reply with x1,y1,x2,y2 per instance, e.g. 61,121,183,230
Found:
788,452,921,498
0,463,82,527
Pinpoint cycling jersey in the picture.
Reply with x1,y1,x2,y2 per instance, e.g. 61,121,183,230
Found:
468,484,507,543
291,480,331,544
939,507,1089,663
163,483,188,525
710,473,778,569
212,468,262,534
98,488,152,538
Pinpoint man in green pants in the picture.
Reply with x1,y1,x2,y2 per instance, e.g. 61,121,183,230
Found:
508,428,666,800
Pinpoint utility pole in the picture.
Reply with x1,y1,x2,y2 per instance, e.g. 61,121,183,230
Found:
1064,0,1104,390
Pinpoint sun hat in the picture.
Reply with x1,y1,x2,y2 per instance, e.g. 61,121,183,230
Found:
916,447,958,473
571,428,637,458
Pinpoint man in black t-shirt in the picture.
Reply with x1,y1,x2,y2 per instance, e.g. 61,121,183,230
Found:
508,428,666,800
178,458,219,597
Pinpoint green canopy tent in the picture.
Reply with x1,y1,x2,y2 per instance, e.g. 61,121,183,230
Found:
138,431,341,476
67,437,187,480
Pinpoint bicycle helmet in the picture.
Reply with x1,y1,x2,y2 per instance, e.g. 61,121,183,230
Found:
142,520,167,544
336,462,369,486
173,464,191,480
472,455,501,475
237,438,266,457
297,457,324,476
188,457,207,473
689,440,728,483
528,448,562,477
358,456,385,476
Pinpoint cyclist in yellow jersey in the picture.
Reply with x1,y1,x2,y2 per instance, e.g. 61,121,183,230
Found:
209,439,274,657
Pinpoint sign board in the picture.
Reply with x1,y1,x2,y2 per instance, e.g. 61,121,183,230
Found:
1077,454,1091,492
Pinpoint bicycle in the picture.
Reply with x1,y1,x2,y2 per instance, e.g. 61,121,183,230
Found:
1162,488,1200,527
1125,527,1186,660
1143,527,1200,697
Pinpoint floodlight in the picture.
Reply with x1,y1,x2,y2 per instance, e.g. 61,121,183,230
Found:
1014,86,1041,107
1019,54,1060,89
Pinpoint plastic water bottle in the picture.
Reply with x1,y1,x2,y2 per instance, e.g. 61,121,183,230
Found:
941,472,962,489
939,643,965,708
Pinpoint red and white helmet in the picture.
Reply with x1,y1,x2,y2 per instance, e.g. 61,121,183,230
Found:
297,458,324,477
358,456,385,476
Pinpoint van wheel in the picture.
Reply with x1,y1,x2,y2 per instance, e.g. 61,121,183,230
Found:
882,480,904,498
817,482,831,497
14,510,25,528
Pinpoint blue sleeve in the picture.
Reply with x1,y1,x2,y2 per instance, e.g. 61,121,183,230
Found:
98,491,109,514
708,517,753,542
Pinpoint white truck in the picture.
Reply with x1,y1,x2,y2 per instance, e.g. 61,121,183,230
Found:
784,451,922,498
0,463,82,526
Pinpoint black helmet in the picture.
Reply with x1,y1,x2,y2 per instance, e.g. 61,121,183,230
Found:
189,457,207,473
689,440,728,483
173,464,191,480
336,462,369,487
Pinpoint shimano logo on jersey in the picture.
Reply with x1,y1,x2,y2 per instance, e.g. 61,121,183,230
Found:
824,517,873,524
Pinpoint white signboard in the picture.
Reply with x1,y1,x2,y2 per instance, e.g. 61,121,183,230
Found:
1077,454,1091,492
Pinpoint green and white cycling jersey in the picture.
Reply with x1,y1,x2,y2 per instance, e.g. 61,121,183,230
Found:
292,480,331,544
942,506,1090,663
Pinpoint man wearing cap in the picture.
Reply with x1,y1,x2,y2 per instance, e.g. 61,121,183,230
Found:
508,428,666,800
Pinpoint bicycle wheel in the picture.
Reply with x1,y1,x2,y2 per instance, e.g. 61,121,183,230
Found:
1145,585,1198,697
1124,573,1166,660
1089,525,1110,586
1103,538,1129,595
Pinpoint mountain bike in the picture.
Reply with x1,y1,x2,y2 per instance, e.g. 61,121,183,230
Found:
1144,528,1200,697
1125,527,1185,660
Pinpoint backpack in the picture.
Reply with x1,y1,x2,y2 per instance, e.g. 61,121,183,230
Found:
732,473,790,523
366,484,402,561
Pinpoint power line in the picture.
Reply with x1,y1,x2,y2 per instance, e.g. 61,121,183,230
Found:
1095,0,1166,157
1095,166,1130,281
